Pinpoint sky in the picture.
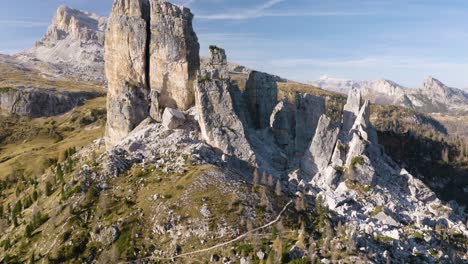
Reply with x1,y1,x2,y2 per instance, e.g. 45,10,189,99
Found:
1,0,468,88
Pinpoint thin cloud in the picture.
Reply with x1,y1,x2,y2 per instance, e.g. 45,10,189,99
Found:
0,20,49,28
196,0,287,20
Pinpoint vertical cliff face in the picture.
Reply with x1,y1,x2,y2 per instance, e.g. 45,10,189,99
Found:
149,0,200,111
105,0,200,148
244,71,278,129
105,0,150,147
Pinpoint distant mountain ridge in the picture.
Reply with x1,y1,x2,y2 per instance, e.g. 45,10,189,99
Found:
14,5,107,84
312,76,468,113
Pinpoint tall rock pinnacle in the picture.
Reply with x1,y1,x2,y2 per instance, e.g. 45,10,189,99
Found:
105,0,150,148
149,0,200,111
105,0,200,148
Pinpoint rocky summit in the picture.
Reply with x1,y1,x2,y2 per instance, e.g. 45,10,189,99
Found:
105,0,200,147
0,1,467,263
16,6,107,83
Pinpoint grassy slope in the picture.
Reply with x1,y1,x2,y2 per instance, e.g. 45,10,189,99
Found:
0,97,106,178
0,61,103,93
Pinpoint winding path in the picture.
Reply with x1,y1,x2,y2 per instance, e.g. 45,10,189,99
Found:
118,200,293,263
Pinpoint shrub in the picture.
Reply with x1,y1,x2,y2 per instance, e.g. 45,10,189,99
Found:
350,156,365,168
198,76,212,83
45,181,53,196
236,243,254,256
370,205,383,217
334,166,344,174
337,143,349,152
209,45,219,51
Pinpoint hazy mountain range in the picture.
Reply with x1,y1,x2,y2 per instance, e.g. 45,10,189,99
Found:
312,76,468,113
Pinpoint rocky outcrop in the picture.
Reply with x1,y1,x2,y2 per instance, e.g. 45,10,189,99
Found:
162,107,186,129
342,88,362,137
40,5,106,46
0,87,101,117
270,100,295,152
200,46,228,80
149,0,200,110
244,71,278,129
294,93,326,154
105,0,150,148
105,0,200,147
301,115,340,177
421,76,468,105
16,6,107,83
195,79,254,163
105,0,200,146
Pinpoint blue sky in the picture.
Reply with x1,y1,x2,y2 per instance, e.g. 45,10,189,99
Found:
1,0,468,88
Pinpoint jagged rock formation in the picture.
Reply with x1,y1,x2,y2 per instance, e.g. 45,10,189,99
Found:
149,0,200,110
105,0,200,147
195,79,254,163
2,2,467,263
421,76,468,106
0,87,100,117
270,100,295,153
16,6,107,83
294,93,326,154
105,0,150,148
299,89,467,260
200,46,228,79
244,71,278,129
301,115,339,177
341,88,362,137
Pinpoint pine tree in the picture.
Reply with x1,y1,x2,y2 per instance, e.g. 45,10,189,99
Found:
273,236,283,263
268,174,274,187
56,164,64,183
261,172,268,185
275,180,282,196
45,181,53,196
253,168,259,186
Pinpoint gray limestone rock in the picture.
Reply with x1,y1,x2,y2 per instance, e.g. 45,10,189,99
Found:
149,0,200,110
342,88,362,137
270,99,296,151
195,79,255,163
301,115,340,176
200,46,228,80
0,87,101,117
244,71,278,129
373,211,399,227
294,93,326,154
162,107,186,129
105,0,150,148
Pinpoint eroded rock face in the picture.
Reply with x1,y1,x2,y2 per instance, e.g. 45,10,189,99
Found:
342,88,362,137
301,115,340,177
105,0,150,147
200,47,228,80
270,100,296,152
244,71,278,129
195,79,254,163
105,0,200,147
42,5,107,45
0,87,100,117
294,93,326,154
149,0,200,110
17,5,107,83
